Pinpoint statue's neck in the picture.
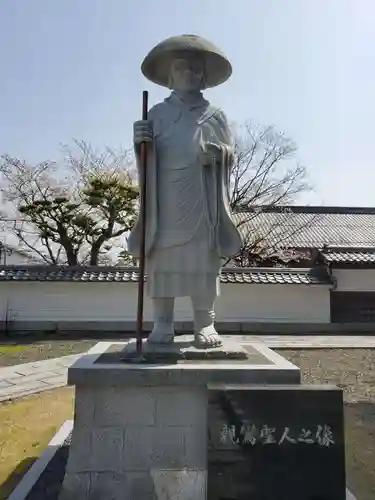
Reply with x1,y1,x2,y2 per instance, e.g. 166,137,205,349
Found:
172,90,203,105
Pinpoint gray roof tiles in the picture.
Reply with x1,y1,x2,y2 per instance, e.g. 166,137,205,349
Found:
220,269,328,285
0,266,332,286
235,206,375,248
322,250,375,264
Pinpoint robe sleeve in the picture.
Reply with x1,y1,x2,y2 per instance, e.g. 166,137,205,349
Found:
210,109,235,200
206,108,243,257
212,109,234,163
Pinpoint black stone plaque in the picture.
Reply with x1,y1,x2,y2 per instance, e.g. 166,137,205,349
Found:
208,385,346,500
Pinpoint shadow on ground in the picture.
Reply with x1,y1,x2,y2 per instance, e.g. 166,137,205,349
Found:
0,456,37,500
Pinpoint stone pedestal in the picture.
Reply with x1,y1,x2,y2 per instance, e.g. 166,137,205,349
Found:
59,338,300,500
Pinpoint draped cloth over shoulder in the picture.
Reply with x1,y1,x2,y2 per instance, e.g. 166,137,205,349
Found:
141,34,232,89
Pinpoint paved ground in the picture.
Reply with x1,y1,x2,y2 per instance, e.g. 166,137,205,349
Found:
1,336,375,402
0,354,80,402
230,334,375,348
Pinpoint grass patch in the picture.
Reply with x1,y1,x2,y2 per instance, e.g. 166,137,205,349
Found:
0,340,96,367
0,345,28,355
0,387,74,500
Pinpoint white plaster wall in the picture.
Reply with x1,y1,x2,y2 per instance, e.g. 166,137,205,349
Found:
332,269,375,292
0,281,330,324
216,284,330,322
3,251,35,265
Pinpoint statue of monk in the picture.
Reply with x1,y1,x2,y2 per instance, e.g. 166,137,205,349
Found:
128,35,242,348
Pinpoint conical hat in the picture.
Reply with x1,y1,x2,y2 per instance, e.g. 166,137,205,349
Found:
141,34,232,89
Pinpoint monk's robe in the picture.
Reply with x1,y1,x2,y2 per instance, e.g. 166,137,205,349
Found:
128,91,242,299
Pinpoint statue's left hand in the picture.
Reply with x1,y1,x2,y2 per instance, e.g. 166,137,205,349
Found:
200,142,222,166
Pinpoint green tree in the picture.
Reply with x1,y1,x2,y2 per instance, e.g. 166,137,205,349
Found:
0,141,138,265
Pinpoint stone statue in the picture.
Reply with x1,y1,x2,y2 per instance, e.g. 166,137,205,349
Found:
128,34,242,348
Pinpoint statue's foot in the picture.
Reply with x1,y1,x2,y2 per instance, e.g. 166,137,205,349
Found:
194,325,223,348
147,323,175,345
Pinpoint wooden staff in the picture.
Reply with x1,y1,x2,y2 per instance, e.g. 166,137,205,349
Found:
135,90,149,357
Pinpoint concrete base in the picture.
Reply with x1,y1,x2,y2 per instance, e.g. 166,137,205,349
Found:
59,341,300,500
60,384,207,500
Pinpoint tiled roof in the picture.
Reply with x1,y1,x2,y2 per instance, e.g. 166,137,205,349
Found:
0,266,139,283
321,247,375,264
235,205,375,249
220,268,331,285
0,266,332,285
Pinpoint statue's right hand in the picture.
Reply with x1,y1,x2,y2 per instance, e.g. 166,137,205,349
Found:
133,120,153,146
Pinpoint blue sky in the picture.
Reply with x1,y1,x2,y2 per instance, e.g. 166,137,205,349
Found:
1,0,374,206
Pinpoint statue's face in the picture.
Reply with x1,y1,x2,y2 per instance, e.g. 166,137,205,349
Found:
169,54,204,91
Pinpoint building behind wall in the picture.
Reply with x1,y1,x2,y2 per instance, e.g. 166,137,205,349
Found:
1,205,375,333
0,243,42,265
238,205,375,325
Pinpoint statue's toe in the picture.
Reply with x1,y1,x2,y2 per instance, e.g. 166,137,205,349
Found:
210,334,223,347
194,330,223,349
206,333,222,347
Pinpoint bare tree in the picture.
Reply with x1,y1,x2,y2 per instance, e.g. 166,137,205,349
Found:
0,122,313,268
0,140,139,265
228,122,315,266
